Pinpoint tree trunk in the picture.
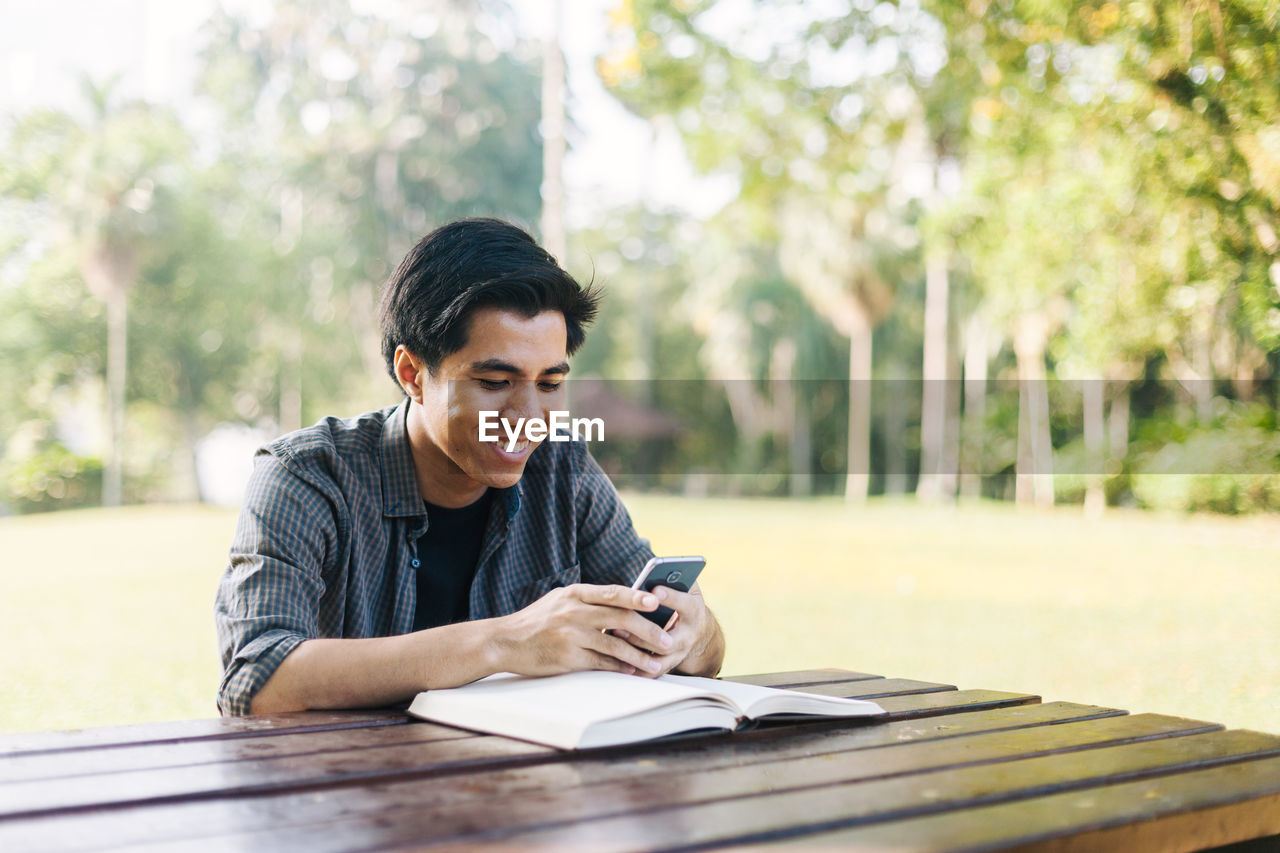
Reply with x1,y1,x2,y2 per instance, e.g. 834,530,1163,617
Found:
1108,381,1130,466
1014,313,1053,508
721,377,769,496
1232,340,1266,403
939,329,962,500
960,315,988,500
916,246,949,502
103,287,127,507
1083,378,1105,517
1166,302,1215,423
82,242,138,508
771,339,811,497
181,405,204,504
846,305,872,504
790,391,812,497
539,0,566,263
882,363,909,495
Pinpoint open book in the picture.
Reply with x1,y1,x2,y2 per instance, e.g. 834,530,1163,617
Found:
406,671,885,750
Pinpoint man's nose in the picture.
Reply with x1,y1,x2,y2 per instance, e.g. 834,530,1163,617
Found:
500,381,543,422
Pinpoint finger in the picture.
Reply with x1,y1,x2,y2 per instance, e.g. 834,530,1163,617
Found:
653,585,701,615
646,651,683,677
572,583,660,613
616,612,675,655
579,599,670,641
590,630,665,675
581,650,638,676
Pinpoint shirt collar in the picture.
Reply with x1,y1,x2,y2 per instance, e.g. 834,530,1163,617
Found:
380,396,526,521
499,480,523,523
380,398,424,518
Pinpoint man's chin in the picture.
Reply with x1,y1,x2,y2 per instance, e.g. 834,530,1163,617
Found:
474,441,540,488
479,467,526,489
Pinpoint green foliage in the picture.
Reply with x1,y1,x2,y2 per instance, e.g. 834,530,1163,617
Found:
3,0,1278,513
191,0,548,424
1,0,547,511
593,0,1280,509
3,440,102,513
1131,399,1280,513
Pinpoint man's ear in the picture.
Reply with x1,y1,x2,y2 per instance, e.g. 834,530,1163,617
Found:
394,346,425,402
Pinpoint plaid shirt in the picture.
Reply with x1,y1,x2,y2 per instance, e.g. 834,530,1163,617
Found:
214,398,655,716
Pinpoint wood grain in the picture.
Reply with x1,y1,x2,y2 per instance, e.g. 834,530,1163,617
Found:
772,755,1280,852
724,669,881,688
0,701,1121,851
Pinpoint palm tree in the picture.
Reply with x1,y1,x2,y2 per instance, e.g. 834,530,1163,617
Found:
779,199,894,503
3,77,186,504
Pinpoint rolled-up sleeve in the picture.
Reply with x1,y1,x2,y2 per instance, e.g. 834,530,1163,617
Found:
215,451,334,716
573,444,655,587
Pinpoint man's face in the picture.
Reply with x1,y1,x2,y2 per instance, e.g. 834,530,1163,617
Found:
406,307,569,504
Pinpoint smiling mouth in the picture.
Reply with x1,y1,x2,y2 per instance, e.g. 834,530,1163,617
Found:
492,439,531,461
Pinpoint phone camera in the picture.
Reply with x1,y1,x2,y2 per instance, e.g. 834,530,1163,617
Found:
666,571,682,584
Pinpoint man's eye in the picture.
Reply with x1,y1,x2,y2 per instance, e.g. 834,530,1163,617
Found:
478,379,508,390
538,382,562,392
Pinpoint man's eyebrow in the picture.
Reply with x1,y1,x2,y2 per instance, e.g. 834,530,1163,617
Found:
470,358,571,375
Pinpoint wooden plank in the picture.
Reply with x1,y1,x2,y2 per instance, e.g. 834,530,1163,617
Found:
0,732,553,820
0,686,1033,819
728,688,1034,745
874,688,1040,719
402,729,1280,852
0,721,480,785
0,672,877,759
796,678,957,699
0,702,1123,851
0,672,883,758
8,713,1227,852
771,754,1280,852
0,710,407,757
723,669,881,688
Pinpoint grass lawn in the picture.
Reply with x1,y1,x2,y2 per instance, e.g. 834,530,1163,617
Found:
1,497,1276,734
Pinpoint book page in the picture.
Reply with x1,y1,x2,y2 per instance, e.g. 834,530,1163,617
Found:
662,674,884,719
409,671,737,749
468,671,721,720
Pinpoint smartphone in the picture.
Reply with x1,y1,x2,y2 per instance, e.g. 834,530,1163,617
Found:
631,556,705,627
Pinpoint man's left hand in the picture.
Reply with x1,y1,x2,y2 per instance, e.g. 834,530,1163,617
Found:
612,582,724,678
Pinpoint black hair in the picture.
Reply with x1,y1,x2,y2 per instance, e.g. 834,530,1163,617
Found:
377,218,599,381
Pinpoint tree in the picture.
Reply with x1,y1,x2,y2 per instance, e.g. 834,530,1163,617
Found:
937,0,1280,508
599,0,934,500
195,0,546,424
1,79,189,505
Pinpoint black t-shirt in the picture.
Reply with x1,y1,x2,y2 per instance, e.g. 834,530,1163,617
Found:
412,490,494,631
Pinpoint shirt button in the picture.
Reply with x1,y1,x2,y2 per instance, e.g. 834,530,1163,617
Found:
411,558,421,568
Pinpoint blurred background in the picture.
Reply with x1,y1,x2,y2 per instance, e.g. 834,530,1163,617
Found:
1,0,1277,733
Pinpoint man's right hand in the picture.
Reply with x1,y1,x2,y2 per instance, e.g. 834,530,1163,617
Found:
492,584,675,677
250,584,675,715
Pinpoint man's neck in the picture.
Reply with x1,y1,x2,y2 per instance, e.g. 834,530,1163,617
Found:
404,401,490,509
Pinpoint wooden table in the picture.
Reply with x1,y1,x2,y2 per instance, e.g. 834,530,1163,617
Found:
2,669,1278,851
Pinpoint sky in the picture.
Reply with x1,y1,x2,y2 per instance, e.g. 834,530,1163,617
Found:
0,0,734,223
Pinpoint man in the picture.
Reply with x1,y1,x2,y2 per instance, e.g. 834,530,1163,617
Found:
215,218,725,716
